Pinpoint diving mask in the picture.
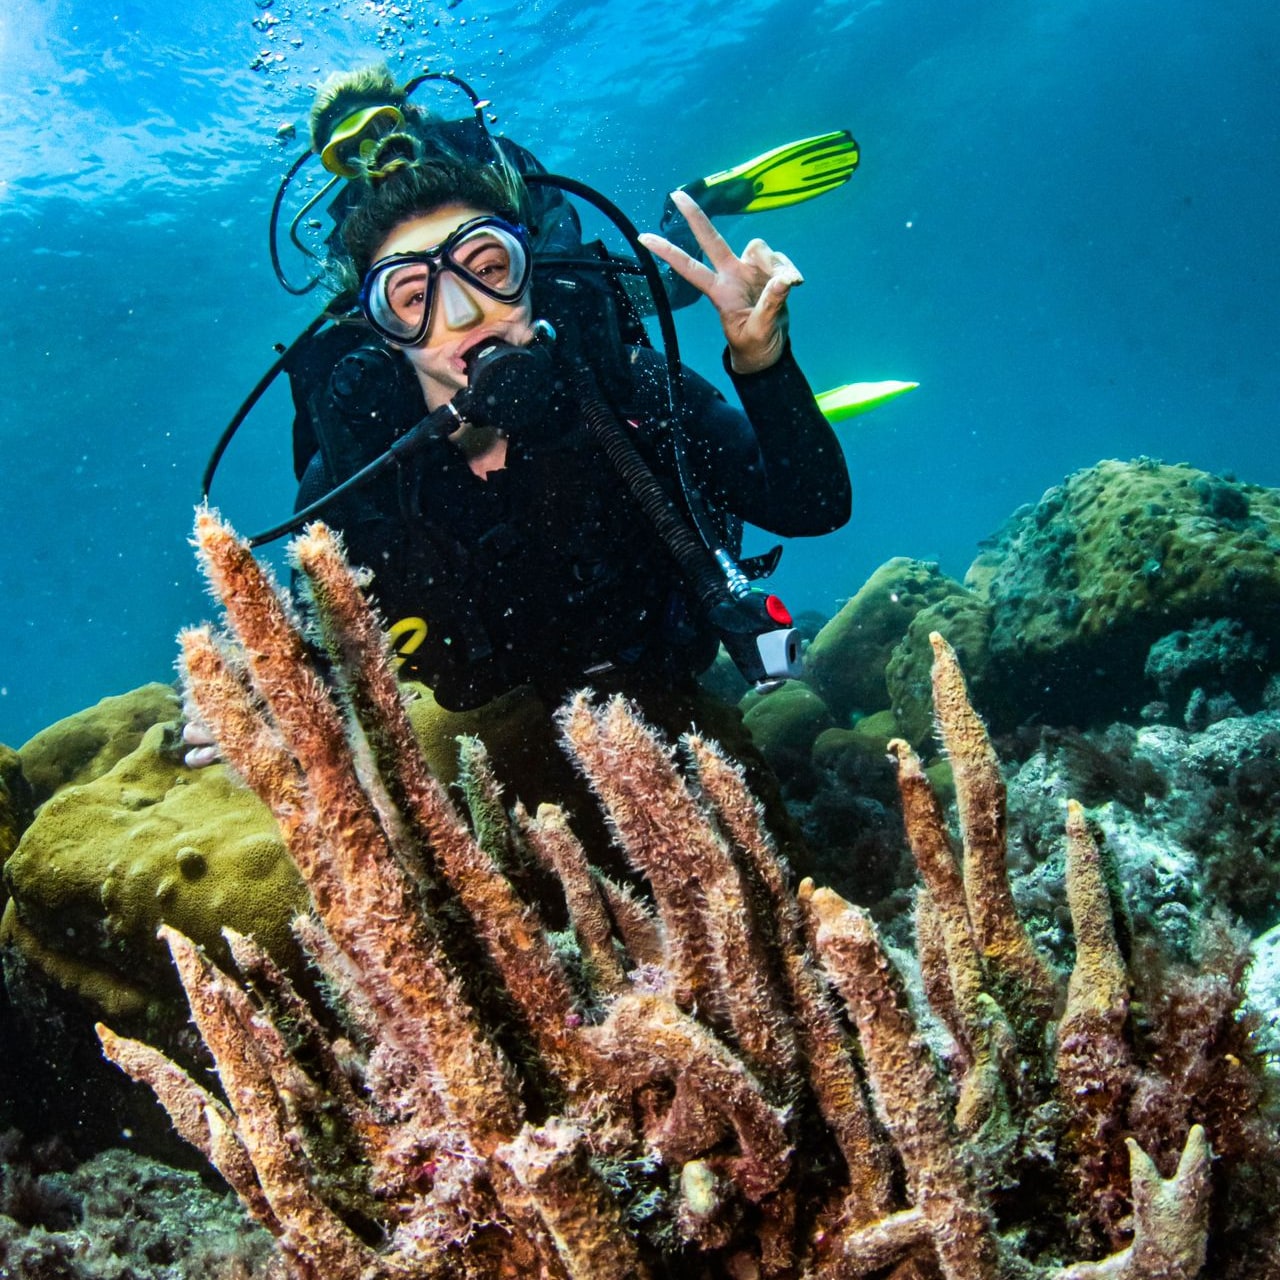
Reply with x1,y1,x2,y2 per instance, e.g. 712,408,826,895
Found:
320,104,405,178
359,216,533,346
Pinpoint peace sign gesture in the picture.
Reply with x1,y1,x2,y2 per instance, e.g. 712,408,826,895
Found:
638,188,804,375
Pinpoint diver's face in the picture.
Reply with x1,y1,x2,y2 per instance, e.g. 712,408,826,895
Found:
372,203,534,410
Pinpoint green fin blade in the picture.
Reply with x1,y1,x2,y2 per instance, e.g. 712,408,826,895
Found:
815,380,918,424
696,129,860,216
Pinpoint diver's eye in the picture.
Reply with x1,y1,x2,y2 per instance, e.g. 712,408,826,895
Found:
457,239,512,284
386,265,430,317
392,289,426,316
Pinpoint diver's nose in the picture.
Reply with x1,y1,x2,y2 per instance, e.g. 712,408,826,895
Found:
438,273,484,329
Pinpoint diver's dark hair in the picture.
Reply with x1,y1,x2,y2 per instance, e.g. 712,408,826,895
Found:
339,155,528,283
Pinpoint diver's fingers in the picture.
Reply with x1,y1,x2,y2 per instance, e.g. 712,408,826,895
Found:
741,237,804,288
182,718,221,768
753,275,793,330
184,743,222,769
637,231,719,296
667,188,739,271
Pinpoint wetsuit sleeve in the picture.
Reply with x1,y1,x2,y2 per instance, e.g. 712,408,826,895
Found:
680,343,852,537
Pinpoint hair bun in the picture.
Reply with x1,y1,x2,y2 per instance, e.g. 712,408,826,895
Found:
361,132,422,185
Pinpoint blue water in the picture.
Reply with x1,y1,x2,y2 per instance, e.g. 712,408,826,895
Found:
0,0,1276,745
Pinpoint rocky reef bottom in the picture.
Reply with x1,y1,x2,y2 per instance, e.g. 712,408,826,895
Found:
2,704,1277,1279
10,716,1280,1274
0,1130,276,1279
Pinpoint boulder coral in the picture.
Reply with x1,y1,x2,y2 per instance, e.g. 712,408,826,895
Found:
96,510,1275,1278
804,557,968,721
885,588,993,750
0,745,33,887
741,681,836,771
2,721,304,1023
979,458,1280,725
17,683,182,808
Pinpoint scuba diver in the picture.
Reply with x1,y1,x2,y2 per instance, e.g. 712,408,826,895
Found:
251,147,849,860
288,144,851,708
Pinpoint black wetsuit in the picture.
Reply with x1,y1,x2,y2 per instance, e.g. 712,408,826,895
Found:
296,343,850,711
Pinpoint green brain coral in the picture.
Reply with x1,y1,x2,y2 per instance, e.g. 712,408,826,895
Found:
18,683,184,807
1,745,34,906
886,590,994,749
741,681,835,769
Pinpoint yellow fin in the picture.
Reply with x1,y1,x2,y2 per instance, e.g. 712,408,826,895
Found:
815,380,919,424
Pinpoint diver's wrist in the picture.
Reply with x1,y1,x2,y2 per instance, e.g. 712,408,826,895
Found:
728,350,777,376
724,338,793,378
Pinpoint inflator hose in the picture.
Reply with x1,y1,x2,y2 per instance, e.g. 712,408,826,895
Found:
573,367,730,616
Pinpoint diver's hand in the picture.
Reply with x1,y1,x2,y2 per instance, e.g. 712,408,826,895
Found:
181,718,221,769
638,188,802,375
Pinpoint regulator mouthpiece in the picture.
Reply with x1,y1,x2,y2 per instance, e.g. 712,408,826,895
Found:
457,336,556,436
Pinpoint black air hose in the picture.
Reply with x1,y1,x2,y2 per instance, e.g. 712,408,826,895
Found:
574,368,729,615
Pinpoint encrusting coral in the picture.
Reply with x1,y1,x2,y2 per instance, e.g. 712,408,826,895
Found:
96,509,1260,1278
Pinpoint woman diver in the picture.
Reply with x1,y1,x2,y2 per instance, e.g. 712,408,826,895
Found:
305,141,849,704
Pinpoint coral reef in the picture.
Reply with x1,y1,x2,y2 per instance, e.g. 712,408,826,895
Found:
847,460,1280,742
93,510,1268,1278
1142,617,1269,729
17,683,183,808
17,459,1279,1047
1002,711,1280,953
0,744,33,886
0,660,782,1044
978,459,1280,726
402,680,572,789
800,719,916,916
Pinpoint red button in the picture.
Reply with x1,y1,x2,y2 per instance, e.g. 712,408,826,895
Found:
765,595,792,625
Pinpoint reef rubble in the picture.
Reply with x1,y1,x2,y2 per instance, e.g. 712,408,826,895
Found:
0,1128,276,1280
